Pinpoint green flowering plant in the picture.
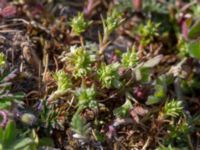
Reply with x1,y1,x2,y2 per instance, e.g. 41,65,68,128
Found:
99,8,124,55
97,63,121,88
163,99,183,118
121,46,138,68
48,70,72,101
137,20,160,46
70,12,92,35
102,8,123,36
63,46,95,78
75,85,98,110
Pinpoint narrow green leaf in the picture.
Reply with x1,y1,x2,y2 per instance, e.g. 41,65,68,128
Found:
0,128,3,141
3,121,16,146
13,138,33,150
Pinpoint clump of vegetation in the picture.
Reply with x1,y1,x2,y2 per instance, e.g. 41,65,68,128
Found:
70,12,92,35
1,0,200,149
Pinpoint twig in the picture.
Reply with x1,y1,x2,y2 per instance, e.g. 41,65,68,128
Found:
142,136,151,150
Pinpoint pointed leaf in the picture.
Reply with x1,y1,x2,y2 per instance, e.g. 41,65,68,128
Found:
188,19,200,39
0,128,3,141
188,41,200,59
13,138,33,150
3,121,16,146
142,55,163,68
146,96,161,105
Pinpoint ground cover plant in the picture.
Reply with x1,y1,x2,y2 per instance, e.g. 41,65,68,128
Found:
0,0,200,149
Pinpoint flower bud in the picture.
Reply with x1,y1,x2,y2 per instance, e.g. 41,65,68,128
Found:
21,113,37,126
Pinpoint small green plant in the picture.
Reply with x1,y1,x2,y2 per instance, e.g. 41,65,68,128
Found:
168,121,190,143
99,8,123,54
137,20,160,46
0,120,35,150
146,76,171,105
102,8,123,36
98,63,121,88
121,46,138,68
39,100,63,129
63,46,95,78
70,113,90,139
48,70,71,101
70,12,92,35
113,99,132,118
163,99,183,118
75,85,98,110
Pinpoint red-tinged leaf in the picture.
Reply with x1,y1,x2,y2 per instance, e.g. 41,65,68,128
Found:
1,5,16,18
182,20,189,40
133,106,148,116
130,106,148,123
130,110,139,123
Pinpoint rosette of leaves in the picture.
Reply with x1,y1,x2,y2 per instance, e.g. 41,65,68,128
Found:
137,20,160,46
48,70,71,101
70,12,92,35
163,99,183,118
75,85,98,110
98,63,121,89
64,46,95,78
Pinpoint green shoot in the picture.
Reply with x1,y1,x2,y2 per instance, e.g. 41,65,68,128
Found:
48,70,71,101
163,99,183,118
113,99,132,118
75,85,98,110
97,63,121,88
70,12,92,35
121,46,138,68
64,46,94,78
137,20,160,46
